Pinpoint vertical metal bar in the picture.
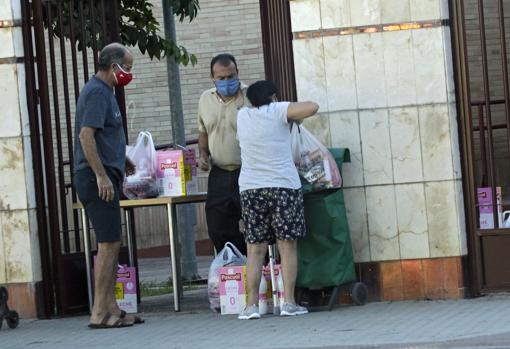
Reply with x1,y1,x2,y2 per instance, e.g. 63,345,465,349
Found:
32,0,64,315
21,0,55,318
81,208,93,312
477,0,499,228
100,0,108,43
68,0,80,102
167,203,180,312
89,0,99,71
56,1,71,252
79,0,89,82
449,0,482,294
478,104,488,185
497,0,510,157
125,209,134,267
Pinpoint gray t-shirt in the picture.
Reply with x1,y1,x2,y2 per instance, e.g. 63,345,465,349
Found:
74,76,126,177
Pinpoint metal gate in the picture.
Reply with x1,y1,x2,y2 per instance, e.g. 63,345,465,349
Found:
21,0,128,317
451,0,510,295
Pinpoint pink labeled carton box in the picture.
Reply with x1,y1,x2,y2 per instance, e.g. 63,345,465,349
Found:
218,266,247,315
156,150,186,197
477,187,502,229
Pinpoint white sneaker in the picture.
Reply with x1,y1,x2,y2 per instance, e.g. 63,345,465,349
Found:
280,302,308,316
238,305,261,320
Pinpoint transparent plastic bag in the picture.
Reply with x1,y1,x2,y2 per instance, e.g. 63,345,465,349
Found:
290,124,342,190
207,242,247,312
123,131,159,199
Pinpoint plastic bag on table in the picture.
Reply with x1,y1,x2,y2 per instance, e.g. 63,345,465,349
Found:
207,242,247,312
123,131,159,199
290,124,342,191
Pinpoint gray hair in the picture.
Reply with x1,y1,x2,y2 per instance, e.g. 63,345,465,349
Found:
98,43,129,71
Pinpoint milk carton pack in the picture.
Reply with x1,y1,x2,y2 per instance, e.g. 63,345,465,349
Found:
156,150,186,197
116,265,138,313
262,264,281,311
219,266,247,315
478,187,502,229
183,148,199,195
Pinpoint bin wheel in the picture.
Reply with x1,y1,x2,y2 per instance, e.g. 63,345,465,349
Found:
351,282,368,305
6,311,19,329
0,287,8,302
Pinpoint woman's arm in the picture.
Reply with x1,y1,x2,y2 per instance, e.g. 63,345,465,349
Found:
287,102,319,122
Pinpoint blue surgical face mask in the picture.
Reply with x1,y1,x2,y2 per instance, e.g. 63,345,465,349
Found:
215,78,239,97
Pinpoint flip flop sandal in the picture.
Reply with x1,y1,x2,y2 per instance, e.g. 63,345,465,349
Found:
88,312,133,329
120,310,145,324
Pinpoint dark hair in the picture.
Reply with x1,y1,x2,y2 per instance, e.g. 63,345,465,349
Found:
246,80,278,107
210,53,237,76
98,43,129,71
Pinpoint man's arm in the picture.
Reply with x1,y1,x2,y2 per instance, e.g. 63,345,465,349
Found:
198,131,210,171
79,126,114,202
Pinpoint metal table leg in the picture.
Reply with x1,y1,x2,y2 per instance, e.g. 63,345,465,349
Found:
167,203,180,311
81,208,93,313
125,209,134,267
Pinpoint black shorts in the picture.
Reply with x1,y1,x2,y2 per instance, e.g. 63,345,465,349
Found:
74,167,122,243
240,187,305,244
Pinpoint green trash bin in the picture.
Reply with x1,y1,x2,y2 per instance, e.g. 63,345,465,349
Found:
297,148,367,309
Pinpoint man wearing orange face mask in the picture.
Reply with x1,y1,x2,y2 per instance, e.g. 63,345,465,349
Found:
74,42,142,329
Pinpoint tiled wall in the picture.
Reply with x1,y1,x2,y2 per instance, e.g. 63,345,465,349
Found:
0,0,41,296
290,0,467,263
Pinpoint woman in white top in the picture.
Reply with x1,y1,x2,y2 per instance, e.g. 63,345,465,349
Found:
236,80,319,319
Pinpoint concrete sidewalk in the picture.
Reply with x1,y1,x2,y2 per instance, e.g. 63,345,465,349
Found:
3,289,510,349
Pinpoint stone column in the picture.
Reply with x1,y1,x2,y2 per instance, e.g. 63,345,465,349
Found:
0,0,42,318
290,0,466,300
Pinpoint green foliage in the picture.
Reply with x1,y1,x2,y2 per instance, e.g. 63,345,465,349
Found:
42,0,199,66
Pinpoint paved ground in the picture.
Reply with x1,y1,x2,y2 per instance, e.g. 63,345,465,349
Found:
3,289,510,349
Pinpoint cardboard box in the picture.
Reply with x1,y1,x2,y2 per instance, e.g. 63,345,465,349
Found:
183,148,199,195
156,150,186,197
478,187,503,229
219,266,247,315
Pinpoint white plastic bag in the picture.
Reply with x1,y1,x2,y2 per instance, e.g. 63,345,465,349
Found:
290,124,342,190
208,242,247,312
123,131,159,199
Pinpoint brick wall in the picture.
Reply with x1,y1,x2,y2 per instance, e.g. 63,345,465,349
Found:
124,0,265,146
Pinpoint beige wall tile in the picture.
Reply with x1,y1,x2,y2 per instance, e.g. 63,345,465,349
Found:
290,0,322,32
360,109,393,185
320,0,351,29
426,181,462,257
344,188,371,262
366,185,400,261
383,30,416,107
28,209,42,281
293,38,328,111
410,0,440,21
23,136,36,209
353,33,387,109
419,104,454,181
395,183,430,259
0,27,14,59
389,107,423,183
447,103,462,180
0,137,27,210
302,112,331,147
2,209,33,283
350,0,381,26
0,0,13,20
381,0,411,23
330,111,364,187
0,64,21,138
412,27,447,104
324,35,357,111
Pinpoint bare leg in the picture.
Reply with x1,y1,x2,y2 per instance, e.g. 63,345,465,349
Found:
246,242,268,307
90,241,127,325
276,239,298,304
